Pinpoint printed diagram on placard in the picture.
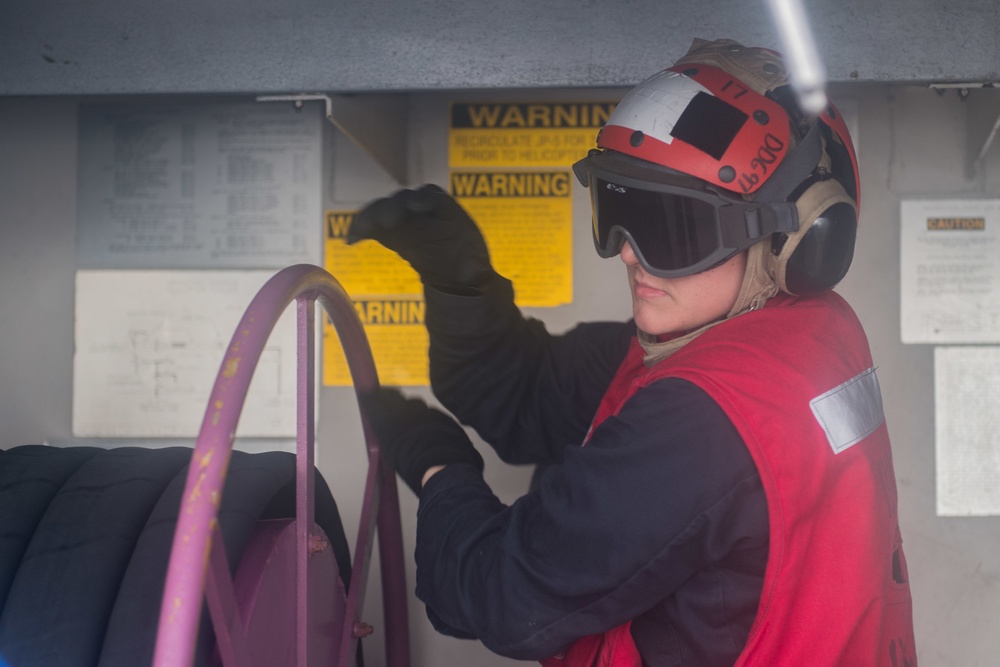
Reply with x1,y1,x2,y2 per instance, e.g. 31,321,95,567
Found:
118,316,283,401
73,270,297,437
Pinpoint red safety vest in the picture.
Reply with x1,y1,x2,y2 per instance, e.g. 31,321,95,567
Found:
543,292,916,667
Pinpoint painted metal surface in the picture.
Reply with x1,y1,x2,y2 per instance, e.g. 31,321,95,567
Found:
221,519,345,667
2,0,999,96
153,264,409,667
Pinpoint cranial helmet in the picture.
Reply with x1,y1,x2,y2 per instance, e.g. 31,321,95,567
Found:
573,38,859,295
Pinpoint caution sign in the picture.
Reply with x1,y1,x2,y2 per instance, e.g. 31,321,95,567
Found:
449,102,615,168
451,172,573,307
323,210,428,386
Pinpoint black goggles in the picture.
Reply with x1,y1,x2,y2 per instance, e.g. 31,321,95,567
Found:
573,151,799,278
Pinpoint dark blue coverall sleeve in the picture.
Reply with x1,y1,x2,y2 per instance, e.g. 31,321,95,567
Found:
426,273,633,464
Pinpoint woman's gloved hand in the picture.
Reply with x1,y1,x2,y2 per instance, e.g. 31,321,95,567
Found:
361,387,484,495
347,184,492,291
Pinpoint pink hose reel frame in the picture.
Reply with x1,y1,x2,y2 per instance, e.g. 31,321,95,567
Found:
152,264,410,667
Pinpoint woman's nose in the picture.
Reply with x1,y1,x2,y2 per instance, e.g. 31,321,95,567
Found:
619,239,640,266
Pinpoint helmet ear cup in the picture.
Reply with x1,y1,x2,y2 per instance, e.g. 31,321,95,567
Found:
768,178,857,295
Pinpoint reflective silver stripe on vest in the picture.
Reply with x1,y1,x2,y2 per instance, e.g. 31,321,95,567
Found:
809,367,885,454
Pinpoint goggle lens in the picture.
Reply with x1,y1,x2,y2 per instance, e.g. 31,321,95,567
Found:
574,151,799,278
591,178,723,273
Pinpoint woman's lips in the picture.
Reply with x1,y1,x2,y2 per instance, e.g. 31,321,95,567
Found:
633,278,667,300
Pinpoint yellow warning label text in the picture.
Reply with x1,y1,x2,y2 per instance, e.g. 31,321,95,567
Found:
926,217,985,231
326,211,354,239
352,299,425,326
451,102,615,129
450,171,572,198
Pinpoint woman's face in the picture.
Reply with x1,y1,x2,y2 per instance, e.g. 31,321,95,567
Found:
620,240,747,336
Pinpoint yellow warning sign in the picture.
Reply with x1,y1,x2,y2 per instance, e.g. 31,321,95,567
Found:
324,101,612,385
447,100,614,309
451,172,573,307
323,211,428,386
323,298,429,387
324,211,422,295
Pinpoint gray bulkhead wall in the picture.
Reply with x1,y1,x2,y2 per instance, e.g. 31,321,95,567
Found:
3,0,1000,663
4,81,1000,665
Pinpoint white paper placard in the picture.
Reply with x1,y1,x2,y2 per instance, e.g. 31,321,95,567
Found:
73,270,298,438
77,101,322,270
935,346,1000,516
901,199,1000,343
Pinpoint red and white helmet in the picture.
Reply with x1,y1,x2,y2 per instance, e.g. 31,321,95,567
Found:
574,38,860,295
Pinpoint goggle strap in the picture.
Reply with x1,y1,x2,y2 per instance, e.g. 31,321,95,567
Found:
744,205,797,238
769,203,799,234
722,203,798,247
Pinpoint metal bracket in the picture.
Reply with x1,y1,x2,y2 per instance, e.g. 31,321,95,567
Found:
929,82,1000,178
258,93,408,185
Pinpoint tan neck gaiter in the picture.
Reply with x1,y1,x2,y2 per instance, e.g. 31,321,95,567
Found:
638,241,778,366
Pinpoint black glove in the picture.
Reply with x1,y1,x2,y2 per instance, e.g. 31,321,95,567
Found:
346,184,492,291
361,387,484,495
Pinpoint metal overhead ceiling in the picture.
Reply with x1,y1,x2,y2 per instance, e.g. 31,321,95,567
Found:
1,0,999,96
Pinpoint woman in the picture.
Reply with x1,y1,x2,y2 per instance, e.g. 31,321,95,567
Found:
351,38,916,667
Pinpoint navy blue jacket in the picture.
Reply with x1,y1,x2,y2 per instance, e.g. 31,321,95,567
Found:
415,273,769,666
